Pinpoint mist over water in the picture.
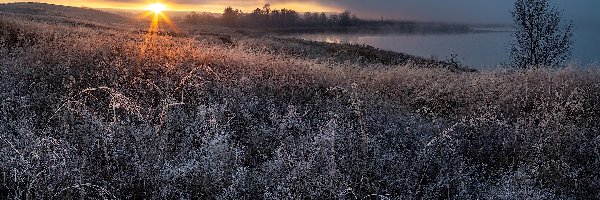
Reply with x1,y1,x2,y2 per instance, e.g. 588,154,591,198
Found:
296,29,600,69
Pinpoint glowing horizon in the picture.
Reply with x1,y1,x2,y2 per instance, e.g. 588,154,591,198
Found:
0,0,341,13
1,0,598,24
146,2,167,14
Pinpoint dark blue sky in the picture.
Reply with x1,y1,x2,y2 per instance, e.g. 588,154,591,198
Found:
318,0,600,24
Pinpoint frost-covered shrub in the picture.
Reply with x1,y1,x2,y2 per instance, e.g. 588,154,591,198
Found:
1,14,600,199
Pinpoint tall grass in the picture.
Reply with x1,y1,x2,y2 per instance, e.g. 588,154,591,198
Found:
1,16,599,199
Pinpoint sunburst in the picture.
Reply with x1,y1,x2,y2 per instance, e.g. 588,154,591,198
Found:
139,1,178,56
146,3,167,14
139,2,176,33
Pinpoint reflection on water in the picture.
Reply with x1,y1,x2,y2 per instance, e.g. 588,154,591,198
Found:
295,30,600,69
321,35,362,44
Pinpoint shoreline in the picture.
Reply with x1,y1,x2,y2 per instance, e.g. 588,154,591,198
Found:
183,25,478,72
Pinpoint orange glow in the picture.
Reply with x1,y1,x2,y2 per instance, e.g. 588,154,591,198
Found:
166,2,340,13
138,1,178,57
0,0,340,13
146,3,167,14
137,1,177,33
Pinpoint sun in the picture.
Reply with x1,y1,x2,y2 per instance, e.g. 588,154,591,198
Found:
140,1,178,34
146,3,167,14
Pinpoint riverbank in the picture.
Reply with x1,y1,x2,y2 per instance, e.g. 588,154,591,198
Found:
182,25,476,72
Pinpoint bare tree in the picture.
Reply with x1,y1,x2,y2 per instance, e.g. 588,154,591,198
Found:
510,0,573,68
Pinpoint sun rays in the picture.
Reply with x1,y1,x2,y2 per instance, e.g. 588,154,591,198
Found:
146,3,167,14
138,1,178,56
139,2,176,33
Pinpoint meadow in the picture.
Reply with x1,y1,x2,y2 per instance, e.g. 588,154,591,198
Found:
1,4,600,199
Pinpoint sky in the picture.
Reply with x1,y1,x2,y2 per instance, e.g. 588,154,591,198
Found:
1,0,599,24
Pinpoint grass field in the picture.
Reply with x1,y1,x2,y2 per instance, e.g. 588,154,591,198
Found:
1,3,600,199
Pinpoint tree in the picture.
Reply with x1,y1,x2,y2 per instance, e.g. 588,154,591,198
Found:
329,14,339,26
184,11,200,24
510,0,574,68
250,8,265,26
262,3,271,15
184,12,218,25
280,8,299,27
318,12,328,25
339,10,352,26
223,6,241,27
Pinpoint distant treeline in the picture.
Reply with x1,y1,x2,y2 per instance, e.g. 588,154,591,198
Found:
183,4,470,33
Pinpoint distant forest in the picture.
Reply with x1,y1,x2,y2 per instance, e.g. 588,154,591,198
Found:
183,4,470,33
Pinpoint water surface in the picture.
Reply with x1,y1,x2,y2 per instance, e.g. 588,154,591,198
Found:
295,30,599,69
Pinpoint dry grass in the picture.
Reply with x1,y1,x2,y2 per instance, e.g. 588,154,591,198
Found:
1,14,599,199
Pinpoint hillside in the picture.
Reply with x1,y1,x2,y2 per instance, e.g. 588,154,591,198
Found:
0,2,132,26
1,5,600,200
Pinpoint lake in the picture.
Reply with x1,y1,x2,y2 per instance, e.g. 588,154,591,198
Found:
294,29,600,69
